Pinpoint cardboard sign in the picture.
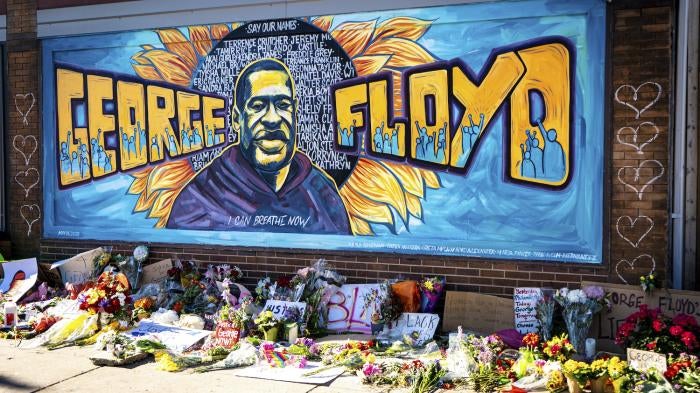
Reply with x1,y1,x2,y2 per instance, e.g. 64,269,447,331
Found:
263,300,306,321
584,281,700,352
377,313,439,345
327,284,383,334
442,291,514,334
211,320,241,348
141,259,172,285
0,258,39,301
514,287,542,334
50,247,103,284
627,348,668,373
126,320,210,353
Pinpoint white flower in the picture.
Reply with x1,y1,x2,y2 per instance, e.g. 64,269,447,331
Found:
567,289,586,304
115,292,126,306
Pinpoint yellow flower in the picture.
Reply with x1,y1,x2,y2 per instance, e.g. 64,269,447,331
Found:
424,281,434,291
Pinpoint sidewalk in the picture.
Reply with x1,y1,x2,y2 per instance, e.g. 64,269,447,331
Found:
0,340,369,393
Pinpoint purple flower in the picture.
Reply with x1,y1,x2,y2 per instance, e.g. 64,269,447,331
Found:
295,337,314,347
583,285,605,300
298,357,308,368
309,343,320,356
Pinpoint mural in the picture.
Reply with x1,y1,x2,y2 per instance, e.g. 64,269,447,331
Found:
42,0,606,262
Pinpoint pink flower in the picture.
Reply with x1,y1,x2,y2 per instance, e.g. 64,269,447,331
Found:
670,326,685,336
652,319,666,332
362,363,382,377
298,357,308,368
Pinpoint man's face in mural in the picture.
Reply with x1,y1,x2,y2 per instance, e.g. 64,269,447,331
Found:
234,61,297,173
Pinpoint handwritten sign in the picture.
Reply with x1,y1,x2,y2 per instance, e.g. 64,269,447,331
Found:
126,320,210,353
0,258,38,301
263,300,306,321
514,288,542,334
211,320,241,348
327,284,383,334
584,281,700,352
627,348,667,373
377,313,439,345
442,291,514,334
50,247,102,284
141,259,172,285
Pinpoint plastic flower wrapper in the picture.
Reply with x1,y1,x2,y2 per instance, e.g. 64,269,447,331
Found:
554,286,606,353
93,330,139,359
537,289,556,341
512,333,541,379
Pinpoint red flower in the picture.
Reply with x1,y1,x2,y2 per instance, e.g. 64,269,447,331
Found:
646,341,657,350
652,319,666,332
276,276,292,288
670,325,685,336
522,333,540,348
681,331,697,348
673,314,699,328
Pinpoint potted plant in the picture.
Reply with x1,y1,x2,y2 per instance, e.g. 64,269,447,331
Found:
255,310,281,342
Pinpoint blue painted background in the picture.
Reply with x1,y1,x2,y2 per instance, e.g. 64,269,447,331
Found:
42,0,606,263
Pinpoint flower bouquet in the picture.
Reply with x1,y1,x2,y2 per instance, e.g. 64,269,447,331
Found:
281,306,302,343
418,277,445,313
259,342,308,368
615,304,700,354
541,334,575,362
254,310,281,342
78,271,133,327
554,286,607,354
562,359,593,393
361,359,446,393
537,289,556,341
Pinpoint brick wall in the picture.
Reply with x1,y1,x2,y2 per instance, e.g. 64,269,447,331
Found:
6,0,40,259
4,0,676,295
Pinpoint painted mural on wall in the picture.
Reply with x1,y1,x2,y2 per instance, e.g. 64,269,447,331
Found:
42,0,606,262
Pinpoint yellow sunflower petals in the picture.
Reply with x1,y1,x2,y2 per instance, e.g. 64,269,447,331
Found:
140,49,192,86
312,16,334,32
352,55,391,76
348,214,374,236
374,17,433,41
340,186,394,226
156,28,199,71
210,24,231,40
189,25,213,57
331,20,377,58
132,64,163,81
405,192,423,220
365,37,436,68
346,158,408,223
381,161,425,198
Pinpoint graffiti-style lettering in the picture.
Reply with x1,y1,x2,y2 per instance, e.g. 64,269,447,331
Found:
332,41,572,187
56,65,227,187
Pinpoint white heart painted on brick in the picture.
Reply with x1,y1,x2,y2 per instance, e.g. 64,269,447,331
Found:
14,93,35,126
616,215,654,249
616,122,659,154
14,167,39,197
20,204,40,236
12,135,38,166
617,159,664,200
614,82,662,119
615,254,656,284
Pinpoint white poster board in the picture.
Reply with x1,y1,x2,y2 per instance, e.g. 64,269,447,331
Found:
327,284,383,334
263,300,306,320
0,258,38,301
627,348,668,373
50,247,103,284
141,259,172,285
513,287,542,334
125,320,210,353
377,313,439,345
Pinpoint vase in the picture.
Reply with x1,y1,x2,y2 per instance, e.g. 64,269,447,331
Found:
590,376,608,393
420,291,441,313
562,306,594,354
371,322,384,335
566,376,583,393
263,326,279,342
285,322,298,343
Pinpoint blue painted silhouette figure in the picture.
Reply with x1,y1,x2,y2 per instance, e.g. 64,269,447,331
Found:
104,153,113,172
128,135,136,157
348,120,356,147
121,128,130,158
469,113,485,139
70,151,78,174
383,132,391,154
391,129,398,155
138,122,147,155
536,118,565,180
426,134,436,161
181,125,191,150
167,130,178,153
80,154,89,178
374,122,385,153
461,124,472,155
525,129,543,177
192,127,202,146
60,142,70,173
151,136,160,159
415,137,424,159
90,138,98,165
437,122,447,162
520,144,536,178
97,145,104,169
206,126,214,146
414,121,429,159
